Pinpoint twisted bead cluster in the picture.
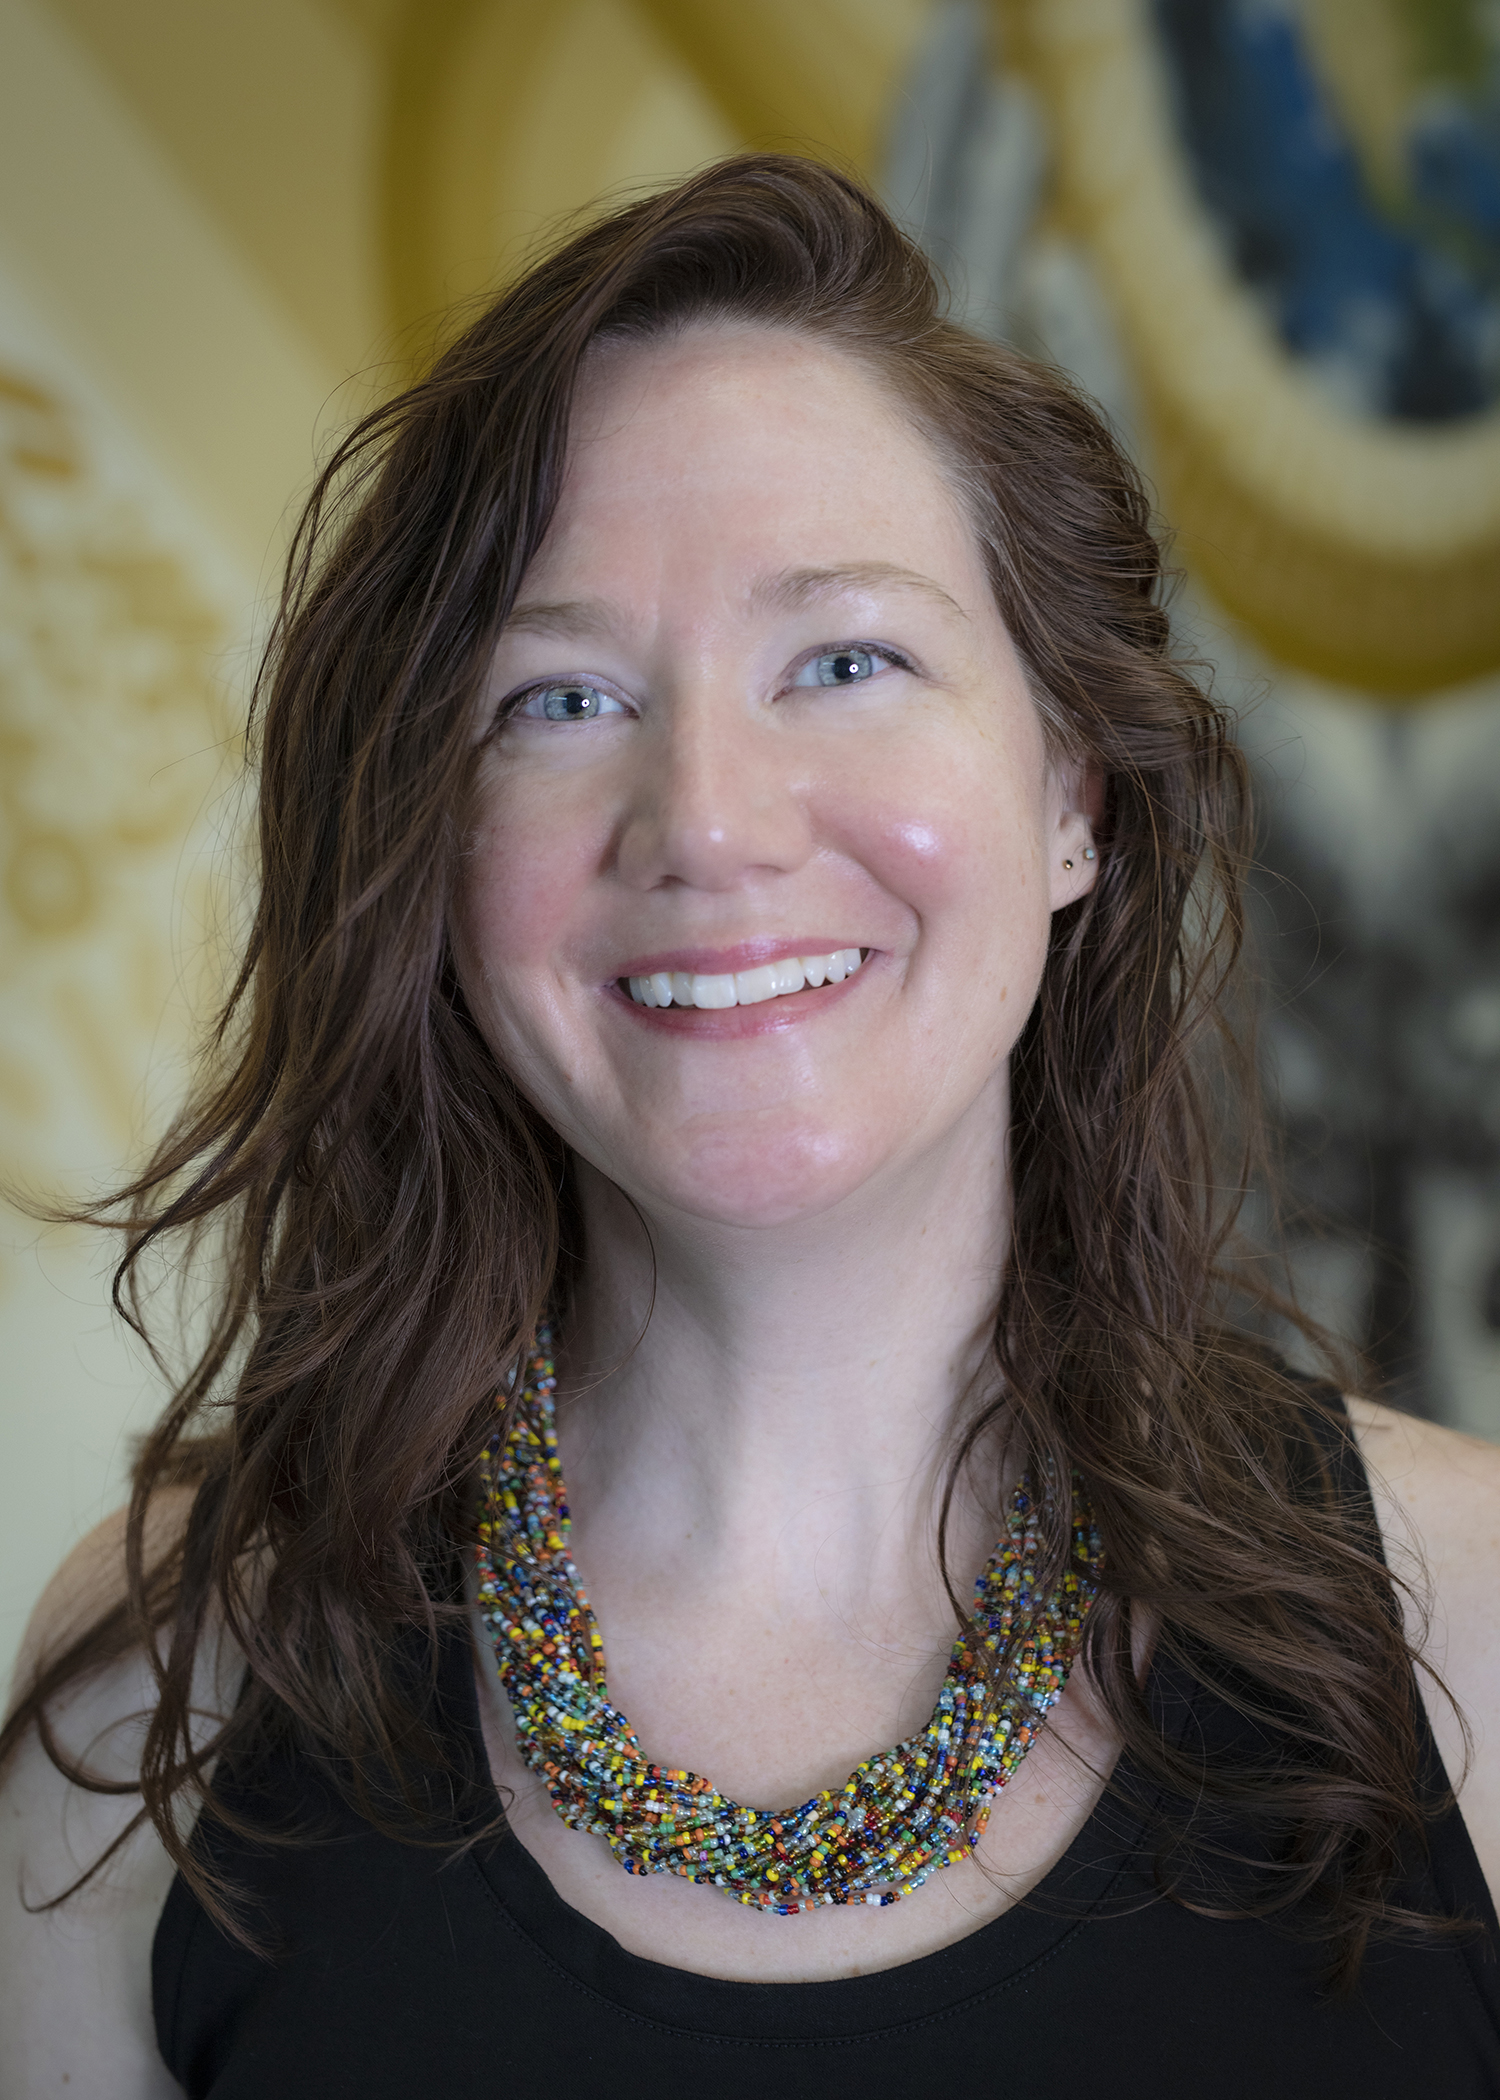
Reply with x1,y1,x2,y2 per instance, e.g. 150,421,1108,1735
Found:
476,1327,1102,1914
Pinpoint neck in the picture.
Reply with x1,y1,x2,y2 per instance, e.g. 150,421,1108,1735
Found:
555,1100,1014,1629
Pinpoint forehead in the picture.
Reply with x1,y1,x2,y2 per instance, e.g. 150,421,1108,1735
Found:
527,325,985,607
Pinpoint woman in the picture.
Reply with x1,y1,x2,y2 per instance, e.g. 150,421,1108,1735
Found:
3,156,1499,2096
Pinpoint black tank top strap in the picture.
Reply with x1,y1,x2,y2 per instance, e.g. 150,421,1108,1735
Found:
1297,1381,1500,1934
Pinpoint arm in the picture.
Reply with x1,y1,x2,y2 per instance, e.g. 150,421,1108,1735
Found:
1350,1400,1500,1901
0,1497,199,2100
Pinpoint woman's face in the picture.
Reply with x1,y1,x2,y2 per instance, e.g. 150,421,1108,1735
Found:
452,326,1097,1231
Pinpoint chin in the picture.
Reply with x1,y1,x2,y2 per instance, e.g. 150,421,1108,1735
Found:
645,1119,883,1232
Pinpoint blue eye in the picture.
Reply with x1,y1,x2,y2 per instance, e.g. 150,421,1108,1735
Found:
518,682,626,722
818,648,876,685
792,646,902,690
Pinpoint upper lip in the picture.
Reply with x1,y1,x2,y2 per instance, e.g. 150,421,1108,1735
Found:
612,938,866,978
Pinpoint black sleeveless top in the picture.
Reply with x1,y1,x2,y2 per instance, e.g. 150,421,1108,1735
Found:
153,1404,1500,2097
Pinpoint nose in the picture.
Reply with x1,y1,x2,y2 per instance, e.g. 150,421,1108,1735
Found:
613,688,814,894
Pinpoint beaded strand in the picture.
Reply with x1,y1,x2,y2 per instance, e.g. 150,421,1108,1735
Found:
476,1327,1102,1913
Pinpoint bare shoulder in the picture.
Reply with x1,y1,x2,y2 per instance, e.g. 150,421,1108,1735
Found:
1349,1398,1500,1894
1,1491,204,2100
1347,1397,1500,1623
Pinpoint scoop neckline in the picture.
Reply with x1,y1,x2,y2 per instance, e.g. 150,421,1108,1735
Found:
452,1622,1183,2043
471,1782,1157,2042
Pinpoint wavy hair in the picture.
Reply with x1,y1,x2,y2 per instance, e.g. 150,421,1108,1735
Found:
2,154,1444,1987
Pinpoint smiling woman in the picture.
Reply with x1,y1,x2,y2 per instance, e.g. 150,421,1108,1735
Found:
3,156,1500,2098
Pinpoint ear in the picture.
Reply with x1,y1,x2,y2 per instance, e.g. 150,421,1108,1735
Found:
1046,759,1105,912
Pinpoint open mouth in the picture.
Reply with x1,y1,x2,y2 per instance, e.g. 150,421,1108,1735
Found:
622,948,866,1011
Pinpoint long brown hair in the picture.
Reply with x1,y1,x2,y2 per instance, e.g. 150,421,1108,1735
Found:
3,154,1445,1987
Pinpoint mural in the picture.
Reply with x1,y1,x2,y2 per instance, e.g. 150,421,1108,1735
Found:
1152,0,1500,1419
1156,0,1500,423
0,361,233,1243
885,0,1500,1428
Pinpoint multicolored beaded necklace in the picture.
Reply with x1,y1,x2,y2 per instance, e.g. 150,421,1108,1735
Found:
475,1327,1103,1915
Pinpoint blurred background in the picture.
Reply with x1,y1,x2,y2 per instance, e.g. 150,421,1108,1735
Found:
3,0,1499,1684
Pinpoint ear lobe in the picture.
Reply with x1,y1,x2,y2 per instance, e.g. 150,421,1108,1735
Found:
1047,760,1105,911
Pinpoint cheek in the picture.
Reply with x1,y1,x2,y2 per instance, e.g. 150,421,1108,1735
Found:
455,778,606,986
829,755,1050,949
451,793,604,1111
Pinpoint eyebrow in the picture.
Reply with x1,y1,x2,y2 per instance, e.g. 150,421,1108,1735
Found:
751,563,967,621
501,597,627,639
502,564,967,642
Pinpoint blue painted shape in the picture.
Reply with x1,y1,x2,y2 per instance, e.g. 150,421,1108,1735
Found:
1153,0,1500,421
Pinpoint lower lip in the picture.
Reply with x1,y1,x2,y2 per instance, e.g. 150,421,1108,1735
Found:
607,963,871,1039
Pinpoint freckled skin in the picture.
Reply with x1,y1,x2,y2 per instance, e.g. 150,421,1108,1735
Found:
452,326,1098,1234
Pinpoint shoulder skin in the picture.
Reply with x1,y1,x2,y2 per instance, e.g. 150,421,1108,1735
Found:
0,1490,204,2100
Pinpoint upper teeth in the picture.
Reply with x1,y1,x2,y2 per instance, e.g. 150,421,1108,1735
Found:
627,948,865,1009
